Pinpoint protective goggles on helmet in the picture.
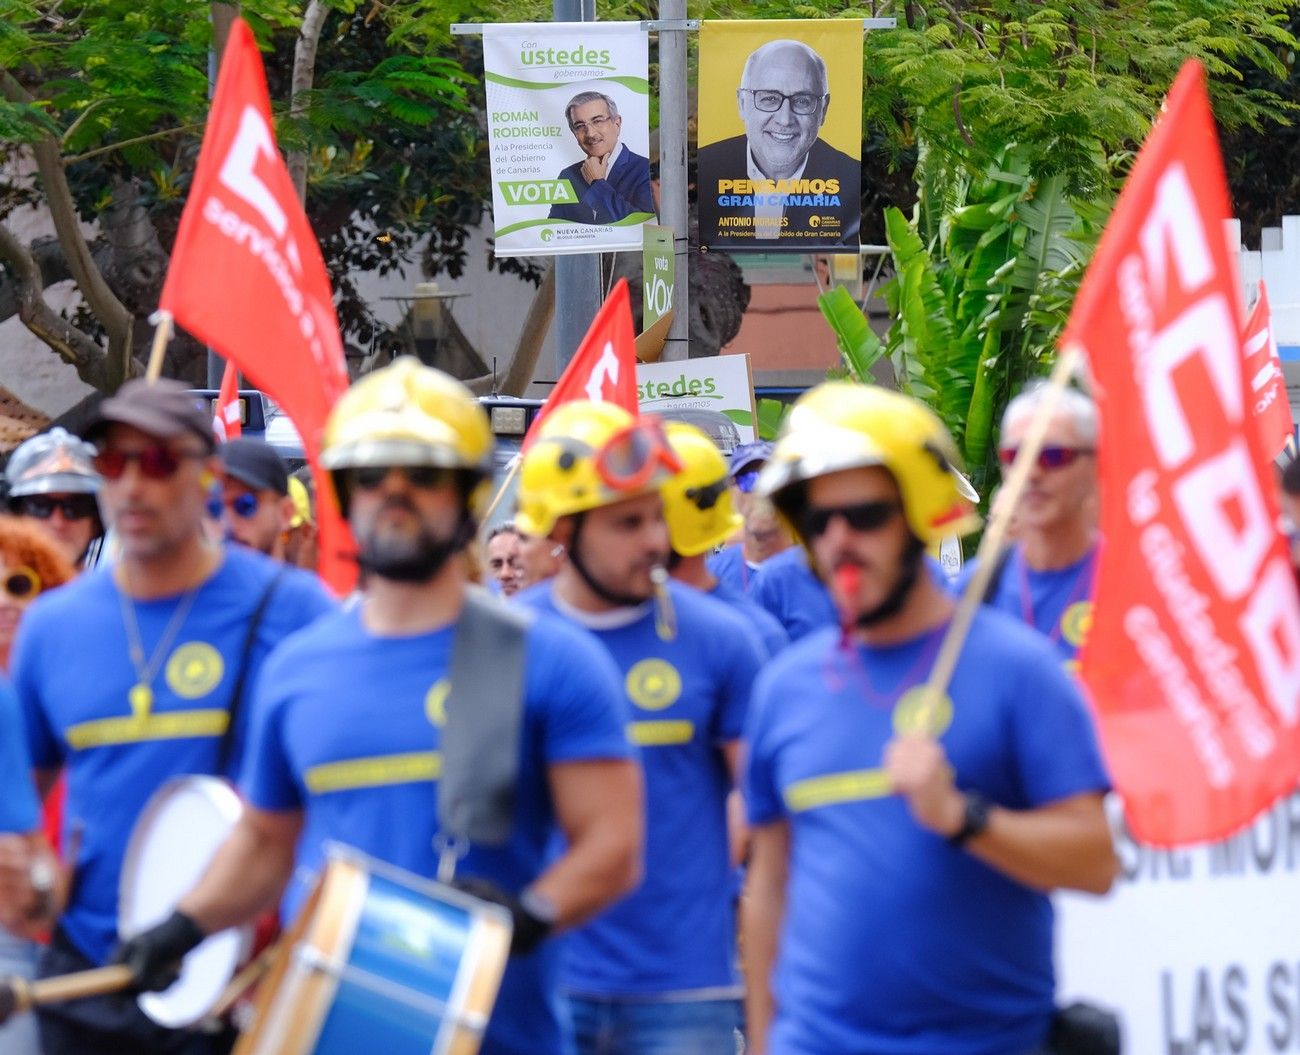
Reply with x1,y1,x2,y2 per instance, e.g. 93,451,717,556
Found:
593,418,682,492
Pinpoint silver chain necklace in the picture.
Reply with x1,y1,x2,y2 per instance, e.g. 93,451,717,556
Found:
116,570,205,717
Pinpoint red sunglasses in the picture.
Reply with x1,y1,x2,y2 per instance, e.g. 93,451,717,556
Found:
998,446,1094,471
93,444,205,481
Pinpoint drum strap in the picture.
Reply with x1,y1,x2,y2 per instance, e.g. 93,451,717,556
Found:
439,586,533,849
216,567,287,775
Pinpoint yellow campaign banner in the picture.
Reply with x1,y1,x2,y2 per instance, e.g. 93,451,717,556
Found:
697,19,863,252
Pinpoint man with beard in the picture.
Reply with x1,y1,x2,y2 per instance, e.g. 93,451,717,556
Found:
961,385,1099,672
112,360,642,1055
212,439,296,559
515,401,766,1055
742,382,1117,1055
0,379,333,1055
549,91,655,226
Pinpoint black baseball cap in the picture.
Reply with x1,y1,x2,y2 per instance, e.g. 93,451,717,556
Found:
219,438,289,496
86,379,215,453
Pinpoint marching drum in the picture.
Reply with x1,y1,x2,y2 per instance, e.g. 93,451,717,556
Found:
118,776,251,1027
233,845,512,1055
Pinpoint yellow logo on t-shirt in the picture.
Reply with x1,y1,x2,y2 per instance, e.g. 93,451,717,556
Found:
425,679,450,727
1061,602,1093,648
164,643,224,699
625,659,682,711
891,686,953,737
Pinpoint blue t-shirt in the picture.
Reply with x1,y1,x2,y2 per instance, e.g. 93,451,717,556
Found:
749,547,837,642
710,580,789,657
706,543,756,595
241,603,632,1055
744,609,1110,1055
0,679,38,832
12,548,334,963
519,581,765,996
960,542,1097,669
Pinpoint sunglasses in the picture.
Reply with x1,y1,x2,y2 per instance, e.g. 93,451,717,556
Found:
684,478,728,512
206,492,261,520
2,566,41,601
998,446,1095,471
93,444,205,481
348,465,458,491
594,419,682,492
802,500,900,539
18,494,98,521
733,469,762,494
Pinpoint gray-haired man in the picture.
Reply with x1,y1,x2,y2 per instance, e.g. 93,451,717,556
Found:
549,91,655,225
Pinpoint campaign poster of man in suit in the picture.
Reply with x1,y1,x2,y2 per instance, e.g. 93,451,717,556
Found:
697,22,863,250
550,91,656,225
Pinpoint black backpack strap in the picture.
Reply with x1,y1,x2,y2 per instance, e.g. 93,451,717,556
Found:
216,566,288,775
438,586,532,848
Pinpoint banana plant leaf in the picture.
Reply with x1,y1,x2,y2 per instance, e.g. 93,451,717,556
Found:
816,286,886,383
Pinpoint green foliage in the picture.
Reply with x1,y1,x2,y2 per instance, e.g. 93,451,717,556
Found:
857,147,1110,502
0,0,484,355
816,285,886,381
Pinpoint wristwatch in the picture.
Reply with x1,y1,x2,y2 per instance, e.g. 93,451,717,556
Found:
947,791,991,848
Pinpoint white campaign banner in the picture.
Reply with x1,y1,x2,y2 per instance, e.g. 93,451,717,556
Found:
484,23,654,257
1057,791,1300,1054
636,353,757,451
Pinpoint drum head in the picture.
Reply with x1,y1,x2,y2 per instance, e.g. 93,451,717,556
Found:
119,776,250,1028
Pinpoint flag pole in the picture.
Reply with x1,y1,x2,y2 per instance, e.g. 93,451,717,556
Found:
145,311,174,383
479,456,522,533
915,340,1085,724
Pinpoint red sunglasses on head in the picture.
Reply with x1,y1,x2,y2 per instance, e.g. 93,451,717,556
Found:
998,446,1094,471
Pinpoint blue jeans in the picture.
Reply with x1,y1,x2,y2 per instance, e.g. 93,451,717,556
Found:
0,929,40,1055
571,995,741,1055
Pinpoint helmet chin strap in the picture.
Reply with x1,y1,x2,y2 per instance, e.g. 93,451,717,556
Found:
855,534,926,629
567,513,653,609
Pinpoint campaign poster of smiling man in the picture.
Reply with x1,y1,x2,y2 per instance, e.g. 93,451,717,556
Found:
484,23,654,256
697,20,863,250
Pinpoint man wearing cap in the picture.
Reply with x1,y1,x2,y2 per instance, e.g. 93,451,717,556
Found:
514,401,767,1055
707,441,793,595
214,438,296,559
0,378,334,1055
110,361,642,1055
6,428,105,569
742,382,1116,1055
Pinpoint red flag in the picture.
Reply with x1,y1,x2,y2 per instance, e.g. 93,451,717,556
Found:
523,278,640,449
212,359,242,443
159,19,353,594
1242,282,1294,458
1069,62,1300,845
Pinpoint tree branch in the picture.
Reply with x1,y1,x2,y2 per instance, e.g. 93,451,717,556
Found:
0,221,127,390
288,0,329,203
62,122,205,165
1,70,133,386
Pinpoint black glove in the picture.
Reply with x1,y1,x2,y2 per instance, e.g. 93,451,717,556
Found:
110,910,206,992
452,877,555,956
